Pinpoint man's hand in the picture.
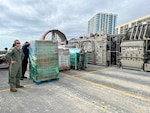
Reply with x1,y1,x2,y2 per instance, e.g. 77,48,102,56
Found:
11,60,16,64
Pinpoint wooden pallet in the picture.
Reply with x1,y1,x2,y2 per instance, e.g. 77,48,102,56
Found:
59,66,70,71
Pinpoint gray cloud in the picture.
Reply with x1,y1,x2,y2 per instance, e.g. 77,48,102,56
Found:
0,0,150,49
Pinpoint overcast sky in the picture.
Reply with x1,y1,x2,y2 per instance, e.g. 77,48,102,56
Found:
0,0,150,50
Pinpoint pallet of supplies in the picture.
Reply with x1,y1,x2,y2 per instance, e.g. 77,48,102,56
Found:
58,45,70,71
29,40,59,84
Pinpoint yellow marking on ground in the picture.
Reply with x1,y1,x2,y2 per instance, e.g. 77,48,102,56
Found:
0,84,35,93
100,106,108,110
24,83,35,87
1,67,149,103
61,71,150,103
0,67,113,93
0,88,9,93
62,67,115,78
81,67,115,74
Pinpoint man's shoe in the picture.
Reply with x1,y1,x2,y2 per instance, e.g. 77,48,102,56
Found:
23,77,27,79
16,85,24,88
10,88,17,92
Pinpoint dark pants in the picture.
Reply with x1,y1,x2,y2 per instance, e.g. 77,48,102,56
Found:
79,56,85,70
22,60,28,77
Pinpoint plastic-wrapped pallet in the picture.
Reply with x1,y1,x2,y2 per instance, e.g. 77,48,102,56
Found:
58,45,70,71
29,40,59,83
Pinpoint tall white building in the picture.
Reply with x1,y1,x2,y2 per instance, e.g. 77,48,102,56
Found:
88,13,117,35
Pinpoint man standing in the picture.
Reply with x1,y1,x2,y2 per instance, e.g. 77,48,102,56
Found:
5,40,24,92
21,41,30,80
79,45,86,70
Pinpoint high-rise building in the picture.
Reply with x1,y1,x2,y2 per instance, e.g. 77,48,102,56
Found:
115,15,150,34
88,13,117,35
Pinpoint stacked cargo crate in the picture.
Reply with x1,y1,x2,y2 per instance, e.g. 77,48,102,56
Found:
58,45,70,71
69,48,88,70
69,48,80,70
29,40,59,83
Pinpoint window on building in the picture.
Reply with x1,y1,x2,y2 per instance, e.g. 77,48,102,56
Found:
125,27,132,40
131,26,137,40
140,24,147,39
116,28,118,34
137,21,142,25
131,22,136,27
135,25,142,40
145,24,150,38
120,27,123,34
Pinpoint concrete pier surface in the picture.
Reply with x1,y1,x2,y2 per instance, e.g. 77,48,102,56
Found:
0,65,150,113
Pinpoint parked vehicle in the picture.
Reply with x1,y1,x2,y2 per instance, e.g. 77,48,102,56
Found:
0,53,8,69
